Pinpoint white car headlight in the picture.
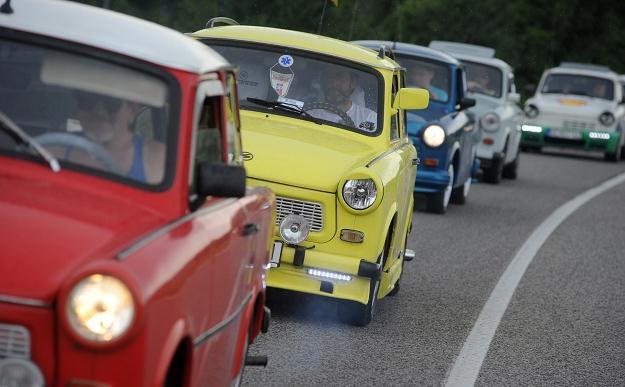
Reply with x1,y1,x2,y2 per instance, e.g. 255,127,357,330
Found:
524,104,539,118
480,112,500,131
343,179,377,210
66,274,135,343
422,125,446,147
279,213,310,244
599,112,615,126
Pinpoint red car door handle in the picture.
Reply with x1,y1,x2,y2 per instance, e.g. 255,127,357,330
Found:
242,223,260,236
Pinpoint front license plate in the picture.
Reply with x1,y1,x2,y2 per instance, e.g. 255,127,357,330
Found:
270,241,283,268
548,129,582,139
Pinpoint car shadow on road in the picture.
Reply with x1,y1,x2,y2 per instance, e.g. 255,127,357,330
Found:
522,148,613,163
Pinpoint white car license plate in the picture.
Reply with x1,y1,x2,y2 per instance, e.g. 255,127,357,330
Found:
270,241,283,267
548,129,582,139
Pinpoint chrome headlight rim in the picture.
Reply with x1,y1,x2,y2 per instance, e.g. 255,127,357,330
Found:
279,213,310,245
342,178,378,210
422,124,446,148
63,273,138,347
480,112,501,132
599,111,615,126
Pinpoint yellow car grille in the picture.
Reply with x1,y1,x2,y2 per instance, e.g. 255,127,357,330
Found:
275,196,323,232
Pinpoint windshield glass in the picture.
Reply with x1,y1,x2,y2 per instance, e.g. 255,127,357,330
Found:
0,38,173,185
206,42,381,135
396,55,450,103
463,61,502,98
542,74,614,100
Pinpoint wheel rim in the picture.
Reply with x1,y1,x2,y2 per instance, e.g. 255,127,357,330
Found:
444,164,454,208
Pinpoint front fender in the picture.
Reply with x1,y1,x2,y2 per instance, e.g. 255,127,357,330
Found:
153,319,189,387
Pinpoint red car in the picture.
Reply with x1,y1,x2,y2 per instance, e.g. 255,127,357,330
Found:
0,1,275,386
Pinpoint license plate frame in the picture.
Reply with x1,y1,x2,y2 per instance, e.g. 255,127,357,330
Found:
548,129,582,139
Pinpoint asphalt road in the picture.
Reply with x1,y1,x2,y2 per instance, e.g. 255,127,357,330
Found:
243,149,625,387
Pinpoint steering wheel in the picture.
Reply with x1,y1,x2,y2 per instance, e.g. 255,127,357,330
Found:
34,132,123,174
303,101,356,128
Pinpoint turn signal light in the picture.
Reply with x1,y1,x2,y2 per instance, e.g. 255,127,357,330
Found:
340,229,364,243
482,138,494,145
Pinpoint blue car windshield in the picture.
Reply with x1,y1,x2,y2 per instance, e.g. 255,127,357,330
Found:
396,55,450,103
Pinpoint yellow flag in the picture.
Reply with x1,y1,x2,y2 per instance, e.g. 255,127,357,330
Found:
330,0,339,5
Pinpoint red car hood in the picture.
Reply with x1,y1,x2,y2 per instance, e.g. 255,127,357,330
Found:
0,173,169,304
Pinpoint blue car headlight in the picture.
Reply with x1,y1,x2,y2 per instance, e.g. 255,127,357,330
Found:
422,124,445,148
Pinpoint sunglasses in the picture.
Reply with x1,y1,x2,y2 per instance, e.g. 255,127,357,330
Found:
76,92,123,114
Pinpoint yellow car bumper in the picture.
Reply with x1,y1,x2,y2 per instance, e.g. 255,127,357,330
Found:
267,243,377,305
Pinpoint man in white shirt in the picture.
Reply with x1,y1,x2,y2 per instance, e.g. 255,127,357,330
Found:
308,67,377,132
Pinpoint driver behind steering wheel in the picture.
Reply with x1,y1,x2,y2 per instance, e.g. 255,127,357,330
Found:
64,91,165,184
307,66,377,131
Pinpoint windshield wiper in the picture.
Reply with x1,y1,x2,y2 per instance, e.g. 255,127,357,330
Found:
0,111,61,172
246,97,323,125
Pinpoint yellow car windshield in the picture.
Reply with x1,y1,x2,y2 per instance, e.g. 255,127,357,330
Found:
208,42,382,134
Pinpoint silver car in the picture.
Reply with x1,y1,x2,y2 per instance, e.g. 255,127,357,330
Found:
521,63,625,161
430,41,523,183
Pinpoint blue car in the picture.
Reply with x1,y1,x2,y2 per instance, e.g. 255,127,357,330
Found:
354,41,480,213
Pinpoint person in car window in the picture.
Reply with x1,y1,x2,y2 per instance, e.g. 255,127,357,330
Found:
308,67,377,131
467,67,496,96
73,91,165,184
408,63,448,102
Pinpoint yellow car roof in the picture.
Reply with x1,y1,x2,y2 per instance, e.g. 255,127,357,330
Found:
190,25,401,71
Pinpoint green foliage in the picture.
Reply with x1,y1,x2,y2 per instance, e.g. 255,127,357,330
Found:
72,0,625,99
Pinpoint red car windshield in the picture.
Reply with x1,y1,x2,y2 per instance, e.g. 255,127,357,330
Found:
0,38,173,186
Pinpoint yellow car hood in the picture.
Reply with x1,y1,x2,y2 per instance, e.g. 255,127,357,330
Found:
241,113,379,193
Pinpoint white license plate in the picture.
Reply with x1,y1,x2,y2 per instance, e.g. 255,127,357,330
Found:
548,129,582,139
270,241,283,267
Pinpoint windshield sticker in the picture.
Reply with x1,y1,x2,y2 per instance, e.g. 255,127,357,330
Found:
270,64,295,97
278,55,294,68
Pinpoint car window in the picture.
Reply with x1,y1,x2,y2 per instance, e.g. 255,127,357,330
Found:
541,74,614,100
390,74,400,141
0,38,173,186
224,72,242,164
205,42,382,135
463,61,503,98
396,54,451,103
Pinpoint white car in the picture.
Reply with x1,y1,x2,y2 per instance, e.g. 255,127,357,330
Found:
430,41,523,183
521,63,625,161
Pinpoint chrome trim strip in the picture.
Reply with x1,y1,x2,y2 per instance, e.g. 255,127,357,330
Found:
116,198,237,260
193,292,253,347
0,295,51,308
366,141,413,167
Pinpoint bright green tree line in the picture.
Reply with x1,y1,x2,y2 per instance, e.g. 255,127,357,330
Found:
75,0,625,98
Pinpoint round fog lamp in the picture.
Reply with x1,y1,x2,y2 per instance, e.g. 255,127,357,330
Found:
0,358,45,387
279,214,310,244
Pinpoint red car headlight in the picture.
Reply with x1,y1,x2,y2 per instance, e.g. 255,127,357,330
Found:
66,274,136,343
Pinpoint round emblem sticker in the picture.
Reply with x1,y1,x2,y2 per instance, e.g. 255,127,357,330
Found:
278,55,294,68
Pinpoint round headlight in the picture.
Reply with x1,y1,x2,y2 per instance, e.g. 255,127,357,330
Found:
66,274,135,343
480,112,500,131
599,112,615,126
422,125,446,148
524,104,539,118
343,179,377,210
279,214,310,244
0,359,44,387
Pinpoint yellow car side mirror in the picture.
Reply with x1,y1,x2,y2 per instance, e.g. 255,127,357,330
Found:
392,88,429,110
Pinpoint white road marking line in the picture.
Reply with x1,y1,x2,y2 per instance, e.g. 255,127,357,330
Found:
445,172,625,387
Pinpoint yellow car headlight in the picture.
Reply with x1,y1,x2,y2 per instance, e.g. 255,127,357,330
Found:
422,124,446,147
343,179,377,210
66,274,135,343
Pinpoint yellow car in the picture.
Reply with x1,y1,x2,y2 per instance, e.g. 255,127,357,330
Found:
191,20,428,326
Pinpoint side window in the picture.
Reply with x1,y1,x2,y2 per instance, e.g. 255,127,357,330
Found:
224,72,242,164
188,79,226,200
390,73,400,141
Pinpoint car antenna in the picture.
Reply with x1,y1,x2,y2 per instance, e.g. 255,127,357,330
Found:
205,17,239,28
1,0,13,14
